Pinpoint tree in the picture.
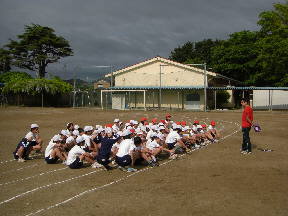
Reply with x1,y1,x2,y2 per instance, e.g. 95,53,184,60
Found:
255,1,288,86
211,31,259,84
169,39,221,68
0,48,12,73
6,24,73,78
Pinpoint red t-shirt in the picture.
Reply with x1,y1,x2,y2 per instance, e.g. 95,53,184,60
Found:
242,105,253,128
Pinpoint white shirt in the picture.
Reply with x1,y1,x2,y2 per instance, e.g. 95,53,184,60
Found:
82,134,91,148
165,131,181,144
66,145,85,165
116,139,136,157
112,124,120,132
208,125,214,130
45,140,56,158
146,140,160,150
25,131,37,141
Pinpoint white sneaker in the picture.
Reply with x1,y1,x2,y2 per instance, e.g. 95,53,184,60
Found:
18,158,26,162
62,160,67,165
169,154,178,160
91,162,103,168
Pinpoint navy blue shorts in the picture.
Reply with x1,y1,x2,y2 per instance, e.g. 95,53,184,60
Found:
96,155,110,166
167,142,176,150
69,157,83,169
115,155,132,167
45,156,59,164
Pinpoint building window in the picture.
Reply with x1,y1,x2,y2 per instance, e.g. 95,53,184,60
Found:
98,84,103,88
186,93,200,101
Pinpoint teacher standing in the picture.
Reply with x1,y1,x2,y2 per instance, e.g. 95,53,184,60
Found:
241,98,253,154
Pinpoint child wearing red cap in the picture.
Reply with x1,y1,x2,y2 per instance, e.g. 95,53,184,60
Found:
207,121,220,142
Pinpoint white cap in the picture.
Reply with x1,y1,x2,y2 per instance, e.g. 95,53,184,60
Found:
159,126,165,130
72,130,79,136
133,121,138,125
31,123,39,129
122,130,132,136
84,126,93,132
114,118,120,123
105,128,112,134
76,136,85,144
158,123,164,126
129,120,134,124
126,126,133,130
74,124,80,130
60,130,70,137
175,125,182,130
151,125,158,131
95,125,102,129
66,136,74,144
52,134,62,142
197,125,203,129
125,123,130,127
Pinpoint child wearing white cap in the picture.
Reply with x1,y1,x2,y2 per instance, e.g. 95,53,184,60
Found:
45,134,67,164
165,125,190,153
66,136,95,169
13,123,42,162
82,126,98,157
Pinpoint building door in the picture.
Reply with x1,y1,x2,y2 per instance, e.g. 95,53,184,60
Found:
185,93,200,110
112,94,126,110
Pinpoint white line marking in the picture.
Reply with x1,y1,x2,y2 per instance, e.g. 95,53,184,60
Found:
0,169,102,205
23,121,241,216
1,164,38,175
0,167,68,187
0,159,15,164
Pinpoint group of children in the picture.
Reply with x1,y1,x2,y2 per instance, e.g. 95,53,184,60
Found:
13,114,220,172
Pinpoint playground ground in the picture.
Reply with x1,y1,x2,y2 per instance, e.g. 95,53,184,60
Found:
0,107,287,216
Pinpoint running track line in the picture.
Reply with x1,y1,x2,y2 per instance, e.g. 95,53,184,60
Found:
0,159,15,164
24,121,241,216
0,167,68,187
1,164,38,175
0,169,102,205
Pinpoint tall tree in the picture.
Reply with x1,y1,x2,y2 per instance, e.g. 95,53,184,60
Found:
211,31,259,83
6,24,73,78
0,48,12,73
169,39,221,68
255,1,288,86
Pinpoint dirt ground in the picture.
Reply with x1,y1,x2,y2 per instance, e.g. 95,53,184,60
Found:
0,107,287,216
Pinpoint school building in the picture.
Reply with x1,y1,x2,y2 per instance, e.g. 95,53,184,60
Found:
102,56,239,111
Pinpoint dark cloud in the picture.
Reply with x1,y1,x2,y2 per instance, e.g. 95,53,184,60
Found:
0,0,279,79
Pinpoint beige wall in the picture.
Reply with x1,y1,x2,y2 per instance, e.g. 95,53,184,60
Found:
123,90,204,110
115,61,205,87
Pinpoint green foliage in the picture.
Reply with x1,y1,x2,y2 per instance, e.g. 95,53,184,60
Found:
211,31,259,84
3,77,73,95
0,71,32,83
0,48,12,72
169,1,288,87
169,39,221,68
6,24,73,78
216,90,230,108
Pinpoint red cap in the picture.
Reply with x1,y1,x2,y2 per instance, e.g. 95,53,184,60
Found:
152,118,158,123
201,124,207,128
105,124,113,128
181,121,186,126
130,129,136,133
166,113,171,118
144,122,149,125
194,120,199,124
176,121,181,125
140,117,147,122
160,120,166,124
211,121,216,126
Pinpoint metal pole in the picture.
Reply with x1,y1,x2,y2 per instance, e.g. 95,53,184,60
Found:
271,90,273,111
144,90,146,111
214,90,217,110
73,70,76,108
177,91,180,109
204,63,207,112
101,90,103,110
159,65,162,109
41,91,44,108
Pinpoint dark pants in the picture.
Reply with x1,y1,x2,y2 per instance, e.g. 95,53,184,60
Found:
242,127,251,152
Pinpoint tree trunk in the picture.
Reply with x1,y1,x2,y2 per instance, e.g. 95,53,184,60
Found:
38,64,46,78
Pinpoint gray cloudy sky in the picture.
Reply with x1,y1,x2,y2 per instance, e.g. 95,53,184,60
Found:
0,0,280,79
